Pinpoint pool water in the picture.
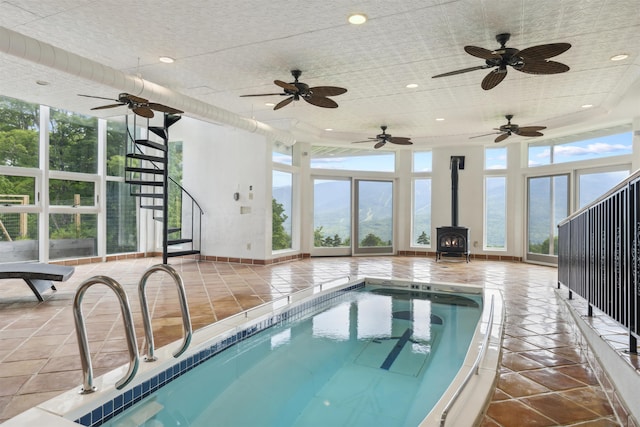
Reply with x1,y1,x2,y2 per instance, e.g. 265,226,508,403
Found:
103,287,482,427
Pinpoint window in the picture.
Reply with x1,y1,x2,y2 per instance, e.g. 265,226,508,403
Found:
272,142,293,165
578,168,630,208
272,170,292,251
49,179,96,206
527,174,569,262
310,147,395,172
485,147,507,170
528,130,632,166
49,213,97,259
412,178,431,247
49,108,98,173
0,95,40,168
484,176,506,250
413,151,432,172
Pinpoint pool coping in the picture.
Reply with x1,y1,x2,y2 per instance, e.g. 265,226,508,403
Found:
2,277,502,427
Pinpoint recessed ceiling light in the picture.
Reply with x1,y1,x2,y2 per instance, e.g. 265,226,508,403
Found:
325,128,333,131
159,56,175,63
406,83,418,89
35,80,50,86
348,13,367,25
265,102,275,107
435,117,445,121
610,54,629,61
581,104,593,109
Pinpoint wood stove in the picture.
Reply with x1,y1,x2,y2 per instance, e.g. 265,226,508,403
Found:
436,156,470,262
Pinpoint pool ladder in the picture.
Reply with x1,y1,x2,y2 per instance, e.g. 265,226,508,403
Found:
72,264,192,394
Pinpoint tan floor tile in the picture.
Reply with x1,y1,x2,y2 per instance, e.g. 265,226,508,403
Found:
521,392,599,425
484,399,556,426
497,372,550,397
521,368,589,391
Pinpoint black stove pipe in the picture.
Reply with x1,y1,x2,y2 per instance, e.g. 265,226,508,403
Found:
450,156,465,227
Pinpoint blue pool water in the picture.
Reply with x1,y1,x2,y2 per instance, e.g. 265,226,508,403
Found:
102,287,482,427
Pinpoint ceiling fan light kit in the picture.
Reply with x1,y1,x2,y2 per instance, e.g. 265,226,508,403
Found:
470,114,546,143
351,125,413,149
78,92,183,118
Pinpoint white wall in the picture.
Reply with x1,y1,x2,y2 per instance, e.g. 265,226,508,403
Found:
171,117,271,260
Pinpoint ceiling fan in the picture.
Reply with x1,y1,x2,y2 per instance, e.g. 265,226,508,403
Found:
432,33,571,90
78,93,184,118
240,69,347,110
351,125,413,149
471,115,546,143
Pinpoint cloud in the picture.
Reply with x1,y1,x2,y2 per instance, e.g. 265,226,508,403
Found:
554,142,630,157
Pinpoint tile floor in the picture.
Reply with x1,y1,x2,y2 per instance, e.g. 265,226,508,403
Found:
0,256,634,426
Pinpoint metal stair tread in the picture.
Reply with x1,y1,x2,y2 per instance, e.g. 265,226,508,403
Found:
167,249,200,257
125,180,164,186
125,166,164,174
126,153,166,163
134,139,167,151
168,238,193,245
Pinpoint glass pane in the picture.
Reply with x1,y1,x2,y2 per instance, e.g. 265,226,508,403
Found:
107,118,128,176
412,178,431,246
49,108,98,173
528,145,551,167
0,213,38,262
485,176,506,249
528,175,568,256
272,170,292,250
358,180,392,248
107,181,138,254
553,132,632,164
485,147,507,170
0,95,40,168
272,142,292,165
313,179,351,248
413,151,432,172
49,179,95,206
0,175,36,204
579,169,629,208
49,213,97,259
310,147,395,172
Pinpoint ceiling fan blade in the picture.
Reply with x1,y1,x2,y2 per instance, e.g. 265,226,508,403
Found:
351,138,378,144
469,132,501,139
78,94,119,102
240,93,284,97
389,137,413,145
274,80,298,92
304,96,338,108
274,96,294,110
432,65,491,78
374,140,387,149
517,59,570,75
132,106,155,118
121,93,149,104
494,133,510,143
481,68,507,90
519,43,571,59
516,130,544,137
464,46,501,60
517,126,547,132
309,86,347,97
148,103,184,114
90,103,124,110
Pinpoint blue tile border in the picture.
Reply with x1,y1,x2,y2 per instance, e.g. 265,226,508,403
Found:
74,281,364,426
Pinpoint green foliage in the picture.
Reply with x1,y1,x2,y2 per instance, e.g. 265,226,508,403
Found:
313,226,350,247
360,233,389,247
416,231,430,245
529,235,559,255
272,198,291,250
49,108,98,173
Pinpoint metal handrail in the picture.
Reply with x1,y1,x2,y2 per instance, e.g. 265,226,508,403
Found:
440,294,495,426
138,264,192,361
73,276,139,394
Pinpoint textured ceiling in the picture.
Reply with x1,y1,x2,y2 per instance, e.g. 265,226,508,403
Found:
0,0,639,149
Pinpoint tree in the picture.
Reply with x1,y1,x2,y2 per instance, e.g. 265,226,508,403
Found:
361,233,384,247
272,198,291,250
417,231,430,245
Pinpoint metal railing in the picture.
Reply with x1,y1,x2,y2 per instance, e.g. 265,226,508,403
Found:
440,294,495,427
558,170,640,353
72,276,139,393
138,264,192,361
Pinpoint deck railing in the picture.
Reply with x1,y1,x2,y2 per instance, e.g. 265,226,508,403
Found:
557,170,640,353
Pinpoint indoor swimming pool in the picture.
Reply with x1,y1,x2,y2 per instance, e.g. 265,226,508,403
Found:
7,278,502,427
